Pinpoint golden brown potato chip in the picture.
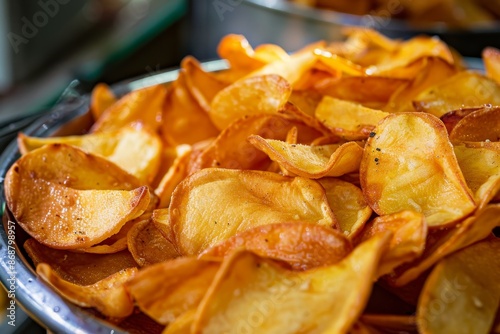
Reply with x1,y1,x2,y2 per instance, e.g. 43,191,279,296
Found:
181,56,229,112
355,210,427,277
19,125,163,184
155,144,192,208
439,107,482,134
483,47,500,85
126,257,220,325
91,85,167,133
190,114,321,173
162,71,219,146
217,34,267,72
90,83,116,121
287,90,323,117
199,222,352,270
5,159,150,248
361,314,417,333
449,106,500,142
413,71,500,118
387,57,458,113
37,263,136,318
249,135,363,178
392,204,500,286
193,233,391,333
454,143,500,209
278,102,331,136
24,239,137,285
360,112,476,228
6,143,143,190
75,219,133,254
315,96,389,140
127,219,180,267
209,74,292,130
169,168,337,255
318,178,372,238
417,237,500,334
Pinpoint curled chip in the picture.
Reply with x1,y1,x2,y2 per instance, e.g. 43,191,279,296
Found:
18,126,162,184
162,70,219,146
90,83,116,120
126,257,220,325
193,232,391,334
315,96,389,140
169,168,337,255
4,144,150,249
355,210,427,277
191,114,321,173
24,239,137,285
482,47,500,85
249,135,363,179
37,264,137,318
199,222,352,270
360,112,476,228
417,237,500,334
413,71,500,118
318,178,372,238
393,204,500,286
181,56,229,112
454,143,500,209
91,85,166,133
209,74,292,130
127,219,179,267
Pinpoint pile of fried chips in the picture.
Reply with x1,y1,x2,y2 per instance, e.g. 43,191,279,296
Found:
5,28,500,333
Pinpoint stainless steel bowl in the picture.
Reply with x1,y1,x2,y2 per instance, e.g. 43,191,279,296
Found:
0,60,228,334
190,0,500,58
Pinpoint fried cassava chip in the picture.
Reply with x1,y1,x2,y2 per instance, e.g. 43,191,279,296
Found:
190,114,321,173
6,175,149,249
90,83,116,121
360,112,476,228
209,74,292,130
169,168,337,255
315,96,389,140
392,204,500,286
127,219,180,267
192,232,391,334
5,143,143,190
482,47,500,85
18,125,162,184
181,56,229,112
91,85,166,133
318,178,372,238
449,106,500,142
37,263,136,318
413,71,500,118
249,135,363,179
199,222,352,270
417,237,500,334
355,210,427,277
126,257,220,325
454,143,500,209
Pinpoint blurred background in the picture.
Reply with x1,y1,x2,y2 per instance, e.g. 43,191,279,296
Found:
0,0,498,330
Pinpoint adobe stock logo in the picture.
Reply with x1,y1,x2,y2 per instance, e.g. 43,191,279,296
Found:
7,0,72,54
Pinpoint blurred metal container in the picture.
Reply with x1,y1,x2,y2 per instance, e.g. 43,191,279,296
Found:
190,0,500,59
